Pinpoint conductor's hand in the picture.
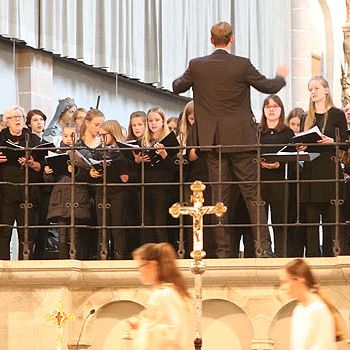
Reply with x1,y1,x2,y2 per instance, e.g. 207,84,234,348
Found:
276,65,288,79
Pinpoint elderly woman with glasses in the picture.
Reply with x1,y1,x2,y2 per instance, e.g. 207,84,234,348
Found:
0,105,44,259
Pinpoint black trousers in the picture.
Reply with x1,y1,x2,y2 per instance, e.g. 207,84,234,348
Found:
261,181,288,257
304,202,348,257
141,185,170,244
207,151,272,258
229,189,255,258
96,189,129,259
0,200,38,260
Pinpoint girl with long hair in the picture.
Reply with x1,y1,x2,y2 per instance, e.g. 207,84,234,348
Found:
73,108,105,259
300,76,348,257
126,111,146,141
125,111,147,254
129,242,191,350
280,258,344,349
136,107,174,244
90,119,131,259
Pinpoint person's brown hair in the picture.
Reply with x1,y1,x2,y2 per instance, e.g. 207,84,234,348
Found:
126,111,146,141
26,109,47,127
178,100,194,146
210,21,233,46
285,259,345,341
80,108,105,141
132,243,190,299
73,107,87,121
260,95,286,133
100,119,125,143
142,106,169,147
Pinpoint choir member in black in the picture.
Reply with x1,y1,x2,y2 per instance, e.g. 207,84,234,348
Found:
45,123,83,259
90,120,131,259
126,111,146,253
287,107,305,135
73,107,87,132
177,100,216,257
342,103,350,254
26,109,55,259
134,107,174,244
300,76,348,257
286,107,307,257
259,95,294,257
0,105,43,259
72,109,105,259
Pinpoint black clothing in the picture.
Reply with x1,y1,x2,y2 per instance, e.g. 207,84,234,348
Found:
173,50,286,257
0,128,43,259
300,107,348,256
260,126,294,257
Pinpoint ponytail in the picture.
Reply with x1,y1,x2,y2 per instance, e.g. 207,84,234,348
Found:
314,286,345,341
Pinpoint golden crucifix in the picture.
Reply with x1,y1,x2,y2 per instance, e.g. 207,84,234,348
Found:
169,180,227,350
169,180,227,255
46,301,75,350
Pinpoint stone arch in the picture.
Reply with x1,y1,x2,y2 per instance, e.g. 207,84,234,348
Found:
202,299,253,350
269,300,297,350
86,300,144,350
72,286,149,318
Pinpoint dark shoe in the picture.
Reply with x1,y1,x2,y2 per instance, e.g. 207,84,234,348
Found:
261,250,277,258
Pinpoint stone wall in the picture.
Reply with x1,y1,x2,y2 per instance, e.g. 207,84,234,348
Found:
0,257,349,350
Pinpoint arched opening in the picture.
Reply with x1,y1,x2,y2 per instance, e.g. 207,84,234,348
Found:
202,299,253,350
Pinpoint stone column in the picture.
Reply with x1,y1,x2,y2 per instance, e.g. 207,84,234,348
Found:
251,339,275,350
16,47,53,117
291,0,312,109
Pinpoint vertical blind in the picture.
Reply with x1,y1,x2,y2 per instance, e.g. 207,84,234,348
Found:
0,0,291,108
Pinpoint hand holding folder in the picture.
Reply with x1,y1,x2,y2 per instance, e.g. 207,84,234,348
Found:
45,151,70,176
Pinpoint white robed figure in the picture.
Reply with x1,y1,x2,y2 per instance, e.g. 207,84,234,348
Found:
128,243,192,350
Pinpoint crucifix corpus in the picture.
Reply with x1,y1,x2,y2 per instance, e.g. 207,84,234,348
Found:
169,180,227,350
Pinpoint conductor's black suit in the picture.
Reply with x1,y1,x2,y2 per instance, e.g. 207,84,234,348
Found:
173,49,286,257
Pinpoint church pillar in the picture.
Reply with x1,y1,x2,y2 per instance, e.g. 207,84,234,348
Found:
291,0,312,109
16,46,54,117
251,339,275,350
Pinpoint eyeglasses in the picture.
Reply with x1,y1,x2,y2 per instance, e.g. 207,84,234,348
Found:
7,115,23,120
264,105,281,110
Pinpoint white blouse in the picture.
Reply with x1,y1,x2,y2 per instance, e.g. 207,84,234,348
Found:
290,295,336,350
133,284,192,350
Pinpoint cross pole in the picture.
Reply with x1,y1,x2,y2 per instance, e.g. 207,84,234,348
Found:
169,180,227,350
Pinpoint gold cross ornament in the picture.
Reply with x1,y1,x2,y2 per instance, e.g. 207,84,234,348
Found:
46,301,75,350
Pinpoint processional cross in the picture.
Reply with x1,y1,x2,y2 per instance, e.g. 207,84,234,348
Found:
169,180,227,350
